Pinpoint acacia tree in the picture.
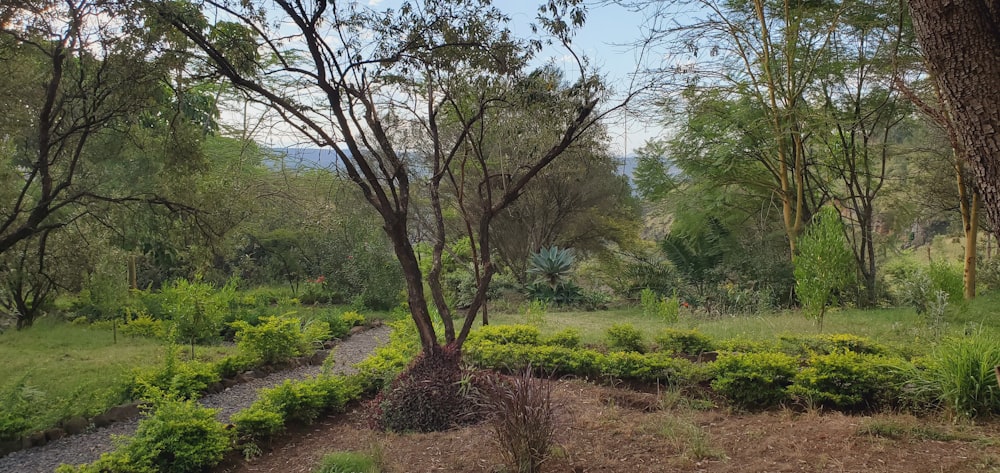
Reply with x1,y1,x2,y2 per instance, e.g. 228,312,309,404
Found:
907,1,1000,239
155,0,619,355
634,0,848,256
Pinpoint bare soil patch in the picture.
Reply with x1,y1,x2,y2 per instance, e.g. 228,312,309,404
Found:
215,379,1000,473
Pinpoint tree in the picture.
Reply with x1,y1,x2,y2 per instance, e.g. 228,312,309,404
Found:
636,0,848,256
794,206,856,331
907,1,1000,241
153,0,618,356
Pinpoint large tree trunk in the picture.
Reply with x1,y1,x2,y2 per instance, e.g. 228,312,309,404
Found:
908,0,1000,235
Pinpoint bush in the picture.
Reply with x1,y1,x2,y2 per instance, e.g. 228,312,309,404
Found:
543,328,581,349
0,379,42,440
128,346,220,400
914,334,1000,419
641,288,679,322
374,346,473,432
788,352,907,411
476,368,554,473
339,310,366,327
606,323,646,353
469,325,541,346
354,319,421,390
119,312,165,339
777,334,886,357
655,329,713,355
316,451,380,473
232,315,308,364
711,352,799,409
232,375,363,442
59,397,231,473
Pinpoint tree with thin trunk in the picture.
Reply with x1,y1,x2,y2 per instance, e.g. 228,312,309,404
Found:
153,0,630,356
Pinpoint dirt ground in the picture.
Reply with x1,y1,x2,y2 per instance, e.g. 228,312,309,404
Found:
214,379,1000,473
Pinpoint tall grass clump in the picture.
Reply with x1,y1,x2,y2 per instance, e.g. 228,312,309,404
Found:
476,367,555,473
917,333,1000,419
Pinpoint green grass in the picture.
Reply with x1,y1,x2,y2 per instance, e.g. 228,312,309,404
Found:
315,451,381,473
0,317,235,435
487,291,1000,355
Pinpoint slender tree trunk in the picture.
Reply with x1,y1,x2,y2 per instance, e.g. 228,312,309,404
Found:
909,0,1000,234
963,192,980,299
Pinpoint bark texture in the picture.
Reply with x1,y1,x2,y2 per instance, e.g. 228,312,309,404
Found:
908,0,1000,235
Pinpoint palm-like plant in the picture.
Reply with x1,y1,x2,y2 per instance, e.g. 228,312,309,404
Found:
527,247,575,289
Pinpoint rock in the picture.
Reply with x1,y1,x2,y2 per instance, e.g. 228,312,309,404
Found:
25,431,46,448
105,402,141,423
322,340,337,349
235,373,252,384
43,428,66,442
61,416,90,436
349,326,366,336
221,378,239,389
206,382,224,394
0,438,22,457
91,413,113,428
310,349,330,365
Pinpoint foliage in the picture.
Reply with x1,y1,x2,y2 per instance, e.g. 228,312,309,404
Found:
605,323,646,353
316,451,381,473
777,334,887,357
526,247,579,304
543,328,581,349
711,352,799,410
127,345,220,401
911,333,1000,419
354,319,421,391
464,339,710,385
59,397,231,473
158,277,235,353
640,288,679,322
654,329,714,356
660,219,728,297
232,375,363,443
476,368,555,473
0,378,43,440
232,315,308,364
788,352,908,411
794,206,856,330
468,324,542,346
119,312,166,339
373,346,474,433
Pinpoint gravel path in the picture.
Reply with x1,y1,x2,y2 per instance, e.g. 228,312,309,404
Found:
0,325,392,473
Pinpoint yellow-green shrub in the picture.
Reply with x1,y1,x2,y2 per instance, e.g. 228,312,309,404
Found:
711,352,799,409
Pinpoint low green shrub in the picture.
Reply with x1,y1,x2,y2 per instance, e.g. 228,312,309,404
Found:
641,288,679,322
316,451,380,473
544,328,581,349
213,354,258,379
788,352,909,411
232,315,308,364
777,333,886,357
119,313,165,339
354,320,421,391
465,339,710,385
57,397,231,473
714,338,780,354
606,323,646,353
232,375,363,442
0,379,42,440
468,324,541,346
711,352,799,409
128,346,220,400
339,310,366,327
655,329,713,355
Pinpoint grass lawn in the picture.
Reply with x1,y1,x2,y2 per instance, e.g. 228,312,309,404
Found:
488,291,1000,354
0,316,236,434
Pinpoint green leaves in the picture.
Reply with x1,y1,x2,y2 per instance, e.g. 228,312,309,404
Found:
527,246,575,289
793,206,856,329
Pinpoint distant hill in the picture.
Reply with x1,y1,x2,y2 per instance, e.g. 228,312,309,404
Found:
273,147,641,181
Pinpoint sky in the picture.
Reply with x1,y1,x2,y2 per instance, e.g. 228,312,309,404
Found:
233,1,671,159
